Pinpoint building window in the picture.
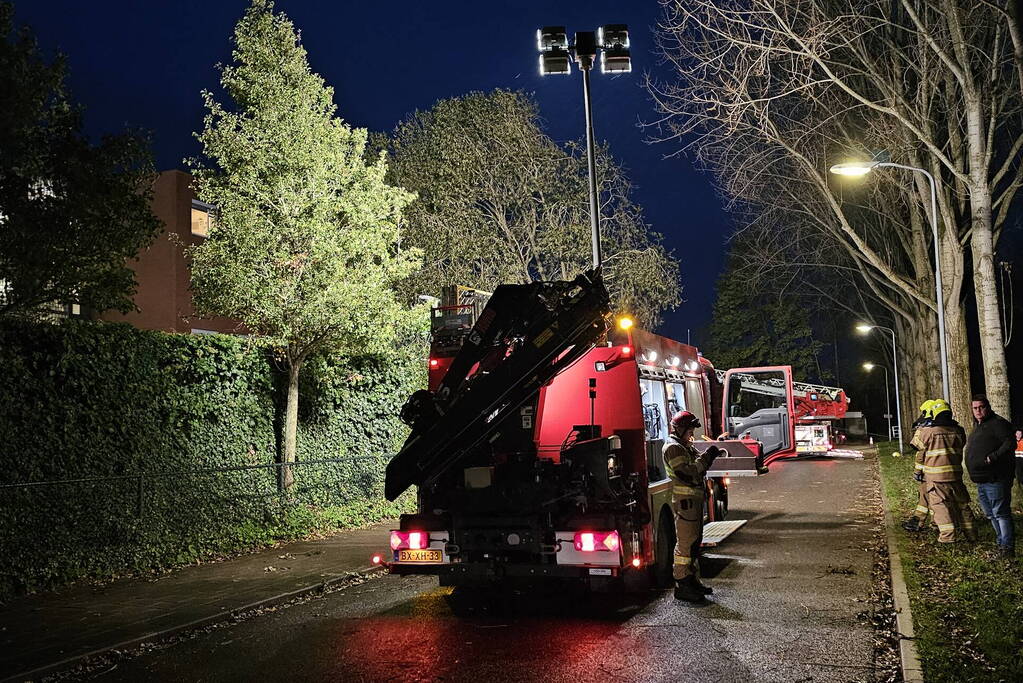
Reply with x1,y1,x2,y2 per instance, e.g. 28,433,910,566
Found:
191,200,215,237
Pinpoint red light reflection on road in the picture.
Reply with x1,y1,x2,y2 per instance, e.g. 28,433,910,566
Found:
331,589,649,681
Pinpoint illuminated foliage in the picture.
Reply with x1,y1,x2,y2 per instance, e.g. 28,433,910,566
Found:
188,1,421,486
381,89,679,328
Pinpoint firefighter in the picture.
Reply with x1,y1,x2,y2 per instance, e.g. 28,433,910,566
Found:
918,399,977,543
664,410,722,602
902,400,936,532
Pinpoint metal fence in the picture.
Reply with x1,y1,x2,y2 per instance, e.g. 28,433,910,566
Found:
0,456,381,516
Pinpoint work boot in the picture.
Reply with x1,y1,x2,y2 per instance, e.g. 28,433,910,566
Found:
674,578,705,602
692,578,713,595
999,545,1016,559
901,517,923,532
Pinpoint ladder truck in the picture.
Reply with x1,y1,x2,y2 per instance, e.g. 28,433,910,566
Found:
716,369,850,462
378,272,768,591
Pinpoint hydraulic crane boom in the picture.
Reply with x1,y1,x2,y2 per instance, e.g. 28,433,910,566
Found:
384,270,611,501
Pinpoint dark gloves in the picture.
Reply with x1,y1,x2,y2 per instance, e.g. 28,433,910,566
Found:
913,470,924,483
705,445,723,462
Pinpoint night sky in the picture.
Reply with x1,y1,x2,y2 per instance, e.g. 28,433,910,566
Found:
12,0,731,344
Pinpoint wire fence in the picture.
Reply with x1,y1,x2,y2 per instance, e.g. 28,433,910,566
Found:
0,457,379,516
0,455,392,594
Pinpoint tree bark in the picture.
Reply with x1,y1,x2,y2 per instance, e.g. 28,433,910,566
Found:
281,357,303,491
957,79,1010,417
966,172,1011,416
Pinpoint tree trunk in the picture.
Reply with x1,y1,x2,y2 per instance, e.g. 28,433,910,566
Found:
965,99,1011,417
968,183,1011,416
281,358,303,491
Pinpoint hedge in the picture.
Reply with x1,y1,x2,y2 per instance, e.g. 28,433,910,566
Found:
0,319,422,597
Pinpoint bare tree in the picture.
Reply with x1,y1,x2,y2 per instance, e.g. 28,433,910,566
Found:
649,0,1021,417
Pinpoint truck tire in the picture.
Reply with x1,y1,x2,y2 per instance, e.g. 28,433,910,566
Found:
714,483,728,521
652,508,675,588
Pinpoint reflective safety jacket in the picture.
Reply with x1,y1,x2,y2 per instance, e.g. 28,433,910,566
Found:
662,434,712,497
916,424,965,482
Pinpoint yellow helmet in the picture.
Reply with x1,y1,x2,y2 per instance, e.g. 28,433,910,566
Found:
930,399,951,418
919,399,936,416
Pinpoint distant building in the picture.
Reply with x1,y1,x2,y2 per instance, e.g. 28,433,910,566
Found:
101,170,241,335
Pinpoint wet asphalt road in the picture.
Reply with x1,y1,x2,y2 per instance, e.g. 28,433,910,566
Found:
85,454,886,683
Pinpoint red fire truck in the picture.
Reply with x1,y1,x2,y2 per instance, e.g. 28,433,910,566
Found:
377,273,780,590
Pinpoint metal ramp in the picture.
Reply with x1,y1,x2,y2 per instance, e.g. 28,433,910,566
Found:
825,448,864,459
701,519,748,547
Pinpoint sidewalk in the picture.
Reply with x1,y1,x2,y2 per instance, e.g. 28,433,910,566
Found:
0,521,393,681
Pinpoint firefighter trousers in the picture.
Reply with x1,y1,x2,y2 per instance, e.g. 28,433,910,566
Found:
925,481,977,543
911,481,930,522
672,493,703,581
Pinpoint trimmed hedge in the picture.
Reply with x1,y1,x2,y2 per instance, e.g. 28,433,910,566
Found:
0,319,421,597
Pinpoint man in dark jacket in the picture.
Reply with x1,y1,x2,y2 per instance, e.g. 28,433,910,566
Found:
965,394,1016,557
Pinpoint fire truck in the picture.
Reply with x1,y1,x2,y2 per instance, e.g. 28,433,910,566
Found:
378,272,776,590
719,370,849,460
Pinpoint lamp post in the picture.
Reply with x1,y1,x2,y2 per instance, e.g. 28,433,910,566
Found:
857,324,904,454
537,25,631,269
863,362,892,442
831,160,949,402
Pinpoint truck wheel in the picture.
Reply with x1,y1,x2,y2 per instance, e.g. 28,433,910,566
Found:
715,484,728,521
652,509,675,589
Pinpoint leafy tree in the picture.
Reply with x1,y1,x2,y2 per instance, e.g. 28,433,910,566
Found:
0,2,160,318
705,249,824,381
188,0,420,488
380,89,679,328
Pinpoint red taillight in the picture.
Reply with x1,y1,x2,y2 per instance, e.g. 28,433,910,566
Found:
371,554,382,565
631,556,642,568
390,530,429,550
429,358,439,368
574,530,620,552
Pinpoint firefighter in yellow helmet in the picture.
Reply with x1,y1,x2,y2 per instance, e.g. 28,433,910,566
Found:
918,399,977,543
902,400,936,532
664,410,722,602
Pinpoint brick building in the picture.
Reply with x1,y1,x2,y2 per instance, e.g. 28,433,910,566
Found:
101,170,241,334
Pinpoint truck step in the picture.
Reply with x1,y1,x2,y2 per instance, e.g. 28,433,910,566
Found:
702,519,748,547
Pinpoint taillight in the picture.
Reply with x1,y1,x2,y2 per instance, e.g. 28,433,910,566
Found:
631,556,642,568
429,358,439,368
574,530,620,552
390,530,430,550
371,554,383,565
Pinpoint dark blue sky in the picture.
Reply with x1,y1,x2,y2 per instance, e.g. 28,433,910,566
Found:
14,0,731,342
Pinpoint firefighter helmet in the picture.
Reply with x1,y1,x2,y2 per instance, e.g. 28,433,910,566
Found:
919,399,936,417
670,410,701,433
930,399,951,418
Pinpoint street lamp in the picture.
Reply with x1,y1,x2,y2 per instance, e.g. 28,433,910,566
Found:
830,160,949,402
857,323,904,455
537,24,631,269
862,362,893,443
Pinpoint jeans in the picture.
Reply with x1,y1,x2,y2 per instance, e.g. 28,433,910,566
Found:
976,480,1015,549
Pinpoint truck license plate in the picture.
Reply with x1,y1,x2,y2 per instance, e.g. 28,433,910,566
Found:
397,549,442,563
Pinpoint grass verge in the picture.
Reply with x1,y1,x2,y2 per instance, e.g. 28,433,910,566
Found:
876,441,1023,682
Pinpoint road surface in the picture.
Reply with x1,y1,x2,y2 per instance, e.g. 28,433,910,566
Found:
84,454,890,682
